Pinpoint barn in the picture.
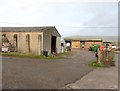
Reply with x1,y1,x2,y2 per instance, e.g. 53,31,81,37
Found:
0,27,61,55
64,38,103,49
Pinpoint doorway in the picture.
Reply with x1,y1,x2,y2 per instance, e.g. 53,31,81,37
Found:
51,36,56,54
26,34,30,52
13,34,18,51
80,41,85,48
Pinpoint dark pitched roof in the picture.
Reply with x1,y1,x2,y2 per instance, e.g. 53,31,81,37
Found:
64,36,103,42
64,36,118,42
1,26,61,37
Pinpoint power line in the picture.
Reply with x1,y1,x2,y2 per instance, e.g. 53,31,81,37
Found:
56,26,118,28
0,21,118,28
0,22,34,26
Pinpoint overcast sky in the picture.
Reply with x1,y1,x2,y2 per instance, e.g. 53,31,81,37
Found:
0,0,118,37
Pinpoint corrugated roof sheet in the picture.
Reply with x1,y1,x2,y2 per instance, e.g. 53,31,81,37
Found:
64,38,102,42
1,26,54,32
1,26,61,37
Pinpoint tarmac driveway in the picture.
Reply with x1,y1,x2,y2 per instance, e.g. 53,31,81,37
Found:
2,49,97,89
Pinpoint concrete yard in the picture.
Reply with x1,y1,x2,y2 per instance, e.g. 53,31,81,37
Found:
2,50,96,89
64,53,118,89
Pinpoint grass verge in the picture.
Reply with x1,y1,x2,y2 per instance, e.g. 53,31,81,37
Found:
1,52,68,60
88,61,105,67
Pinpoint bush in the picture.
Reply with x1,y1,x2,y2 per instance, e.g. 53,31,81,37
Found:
101,49,115,67
90,44,100,52
89,49,115,67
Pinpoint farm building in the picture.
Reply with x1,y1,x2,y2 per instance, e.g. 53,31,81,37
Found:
64,37,103,49
0,27,61,55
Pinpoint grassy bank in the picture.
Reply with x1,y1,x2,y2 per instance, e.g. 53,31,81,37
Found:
1,52,70,60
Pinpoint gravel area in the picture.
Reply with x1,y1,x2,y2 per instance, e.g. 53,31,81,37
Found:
0,56,2,91
2,49,97,89
118,53,120,91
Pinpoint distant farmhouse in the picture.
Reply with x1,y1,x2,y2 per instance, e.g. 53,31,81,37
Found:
64,37,103,49
0,27,61,55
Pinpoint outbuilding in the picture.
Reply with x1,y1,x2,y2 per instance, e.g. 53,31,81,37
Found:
0,26,61,55
64,38,103,49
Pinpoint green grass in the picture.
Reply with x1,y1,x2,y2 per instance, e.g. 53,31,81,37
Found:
1,52,67,60
88,61,105,67
57,51,71,56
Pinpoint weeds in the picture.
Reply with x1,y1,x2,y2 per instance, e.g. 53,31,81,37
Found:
88,61,105,67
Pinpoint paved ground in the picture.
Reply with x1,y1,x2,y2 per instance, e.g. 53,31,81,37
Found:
64,53,119,89
2,50,96,89
118,53,120,91
0,56,2,91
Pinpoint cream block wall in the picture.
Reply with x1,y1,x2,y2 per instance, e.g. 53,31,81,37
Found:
1,32,43,55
